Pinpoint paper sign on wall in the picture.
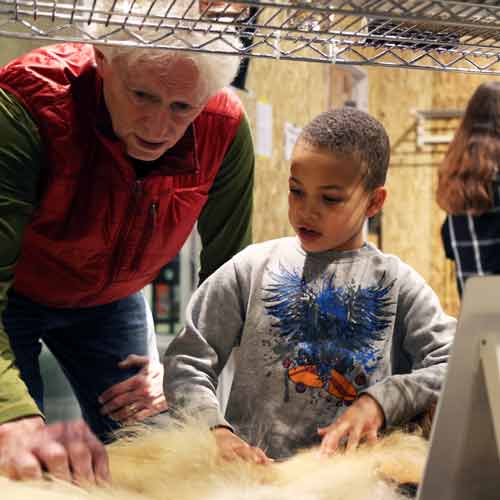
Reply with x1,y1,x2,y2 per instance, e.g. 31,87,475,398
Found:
284,122,302,161
256,100,273,159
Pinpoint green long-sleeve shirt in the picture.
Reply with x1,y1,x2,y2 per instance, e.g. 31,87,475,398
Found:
0,87,254,423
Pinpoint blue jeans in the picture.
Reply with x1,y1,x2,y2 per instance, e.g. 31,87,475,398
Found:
3,290,154,442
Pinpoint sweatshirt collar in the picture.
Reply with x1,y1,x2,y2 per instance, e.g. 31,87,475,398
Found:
294,237,376,260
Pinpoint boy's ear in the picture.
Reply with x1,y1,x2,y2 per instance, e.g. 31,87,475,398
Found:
366,187,387,218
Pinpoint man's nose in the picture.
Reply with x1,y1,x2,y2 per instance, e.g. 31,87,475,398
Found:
144,108,175,139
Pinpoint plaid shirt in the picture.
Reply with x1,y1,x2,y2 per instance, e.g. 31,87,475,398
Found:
441,174,500,297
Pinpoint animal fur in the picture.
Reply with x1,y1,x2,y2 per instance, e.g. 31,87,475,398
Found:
0,421,427,500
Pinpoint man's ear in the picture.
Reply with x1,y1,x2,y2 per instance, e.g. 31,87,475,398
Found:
94,48,107,76
366,187,387,218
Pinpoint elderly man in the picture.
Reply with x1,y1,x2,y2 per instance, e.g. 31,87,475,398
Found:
0,1,253,484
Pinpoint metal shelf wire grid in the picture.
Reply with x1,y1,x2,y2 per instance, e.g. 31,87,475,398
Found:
0,0,499,74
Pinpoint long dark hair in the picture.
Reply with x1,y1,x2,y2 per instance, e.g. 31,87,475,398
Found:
437,81,500,214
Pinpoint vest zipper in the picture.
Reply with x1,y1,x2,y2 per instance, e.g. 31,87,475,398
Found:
131,201,159,271
110,179,144,282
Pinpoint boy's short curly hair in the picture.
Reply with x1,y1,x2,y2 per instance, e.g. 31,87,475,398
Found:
300,107,390,191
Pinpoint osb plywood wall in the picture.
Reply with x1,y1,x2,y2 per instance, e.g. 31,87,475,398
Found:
369,67,493,316
2,36,494,317
0,39,42,65
243,57,494,317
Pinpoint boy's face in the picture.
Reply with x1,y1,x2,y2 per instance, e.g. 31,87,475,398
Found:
288,141,385,253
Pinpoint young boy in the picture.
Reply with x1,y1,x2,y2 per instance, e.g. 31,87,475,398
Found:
163,107,455,463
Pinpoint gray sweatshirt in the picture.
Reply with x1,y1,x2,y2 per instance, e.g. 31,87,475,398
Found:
164,238,455,458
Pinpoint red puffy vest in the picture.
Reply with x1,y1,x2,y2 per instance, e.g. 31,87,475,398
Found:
0,43,243,307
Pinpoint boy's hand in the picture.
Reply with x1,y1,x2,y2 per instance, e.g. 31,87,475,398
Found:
317,394,385,456
213,427,273,465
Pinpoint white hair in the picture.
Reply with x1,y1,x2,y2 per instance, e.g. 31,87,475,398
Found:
85,0,242,98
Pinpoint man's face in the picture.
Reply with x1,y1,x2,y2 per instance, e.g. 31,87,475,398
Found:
96,52,208,161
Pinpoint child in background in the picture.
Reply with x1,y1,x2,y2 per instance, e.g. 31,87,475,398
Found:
437,81,500,297
164,107,455,463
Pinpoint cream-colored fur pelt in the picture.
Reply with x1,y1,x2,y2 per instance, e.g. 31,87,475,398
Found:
0,422,427,500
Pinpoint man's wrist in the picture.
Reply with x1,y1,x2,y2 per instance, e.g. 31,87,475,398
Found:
0,415,45,441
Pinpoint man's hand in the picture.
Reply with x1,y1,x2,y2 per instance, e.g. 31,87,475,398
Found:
99,354,168,423
213,427,272,465
0,417,110,484
317,394,385,456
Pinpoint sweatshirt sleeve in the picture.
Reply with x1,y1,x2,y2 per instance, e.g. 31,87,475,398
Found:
163,257,245,429
0,88,44,423
196,113,254,284
363,262,456,426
